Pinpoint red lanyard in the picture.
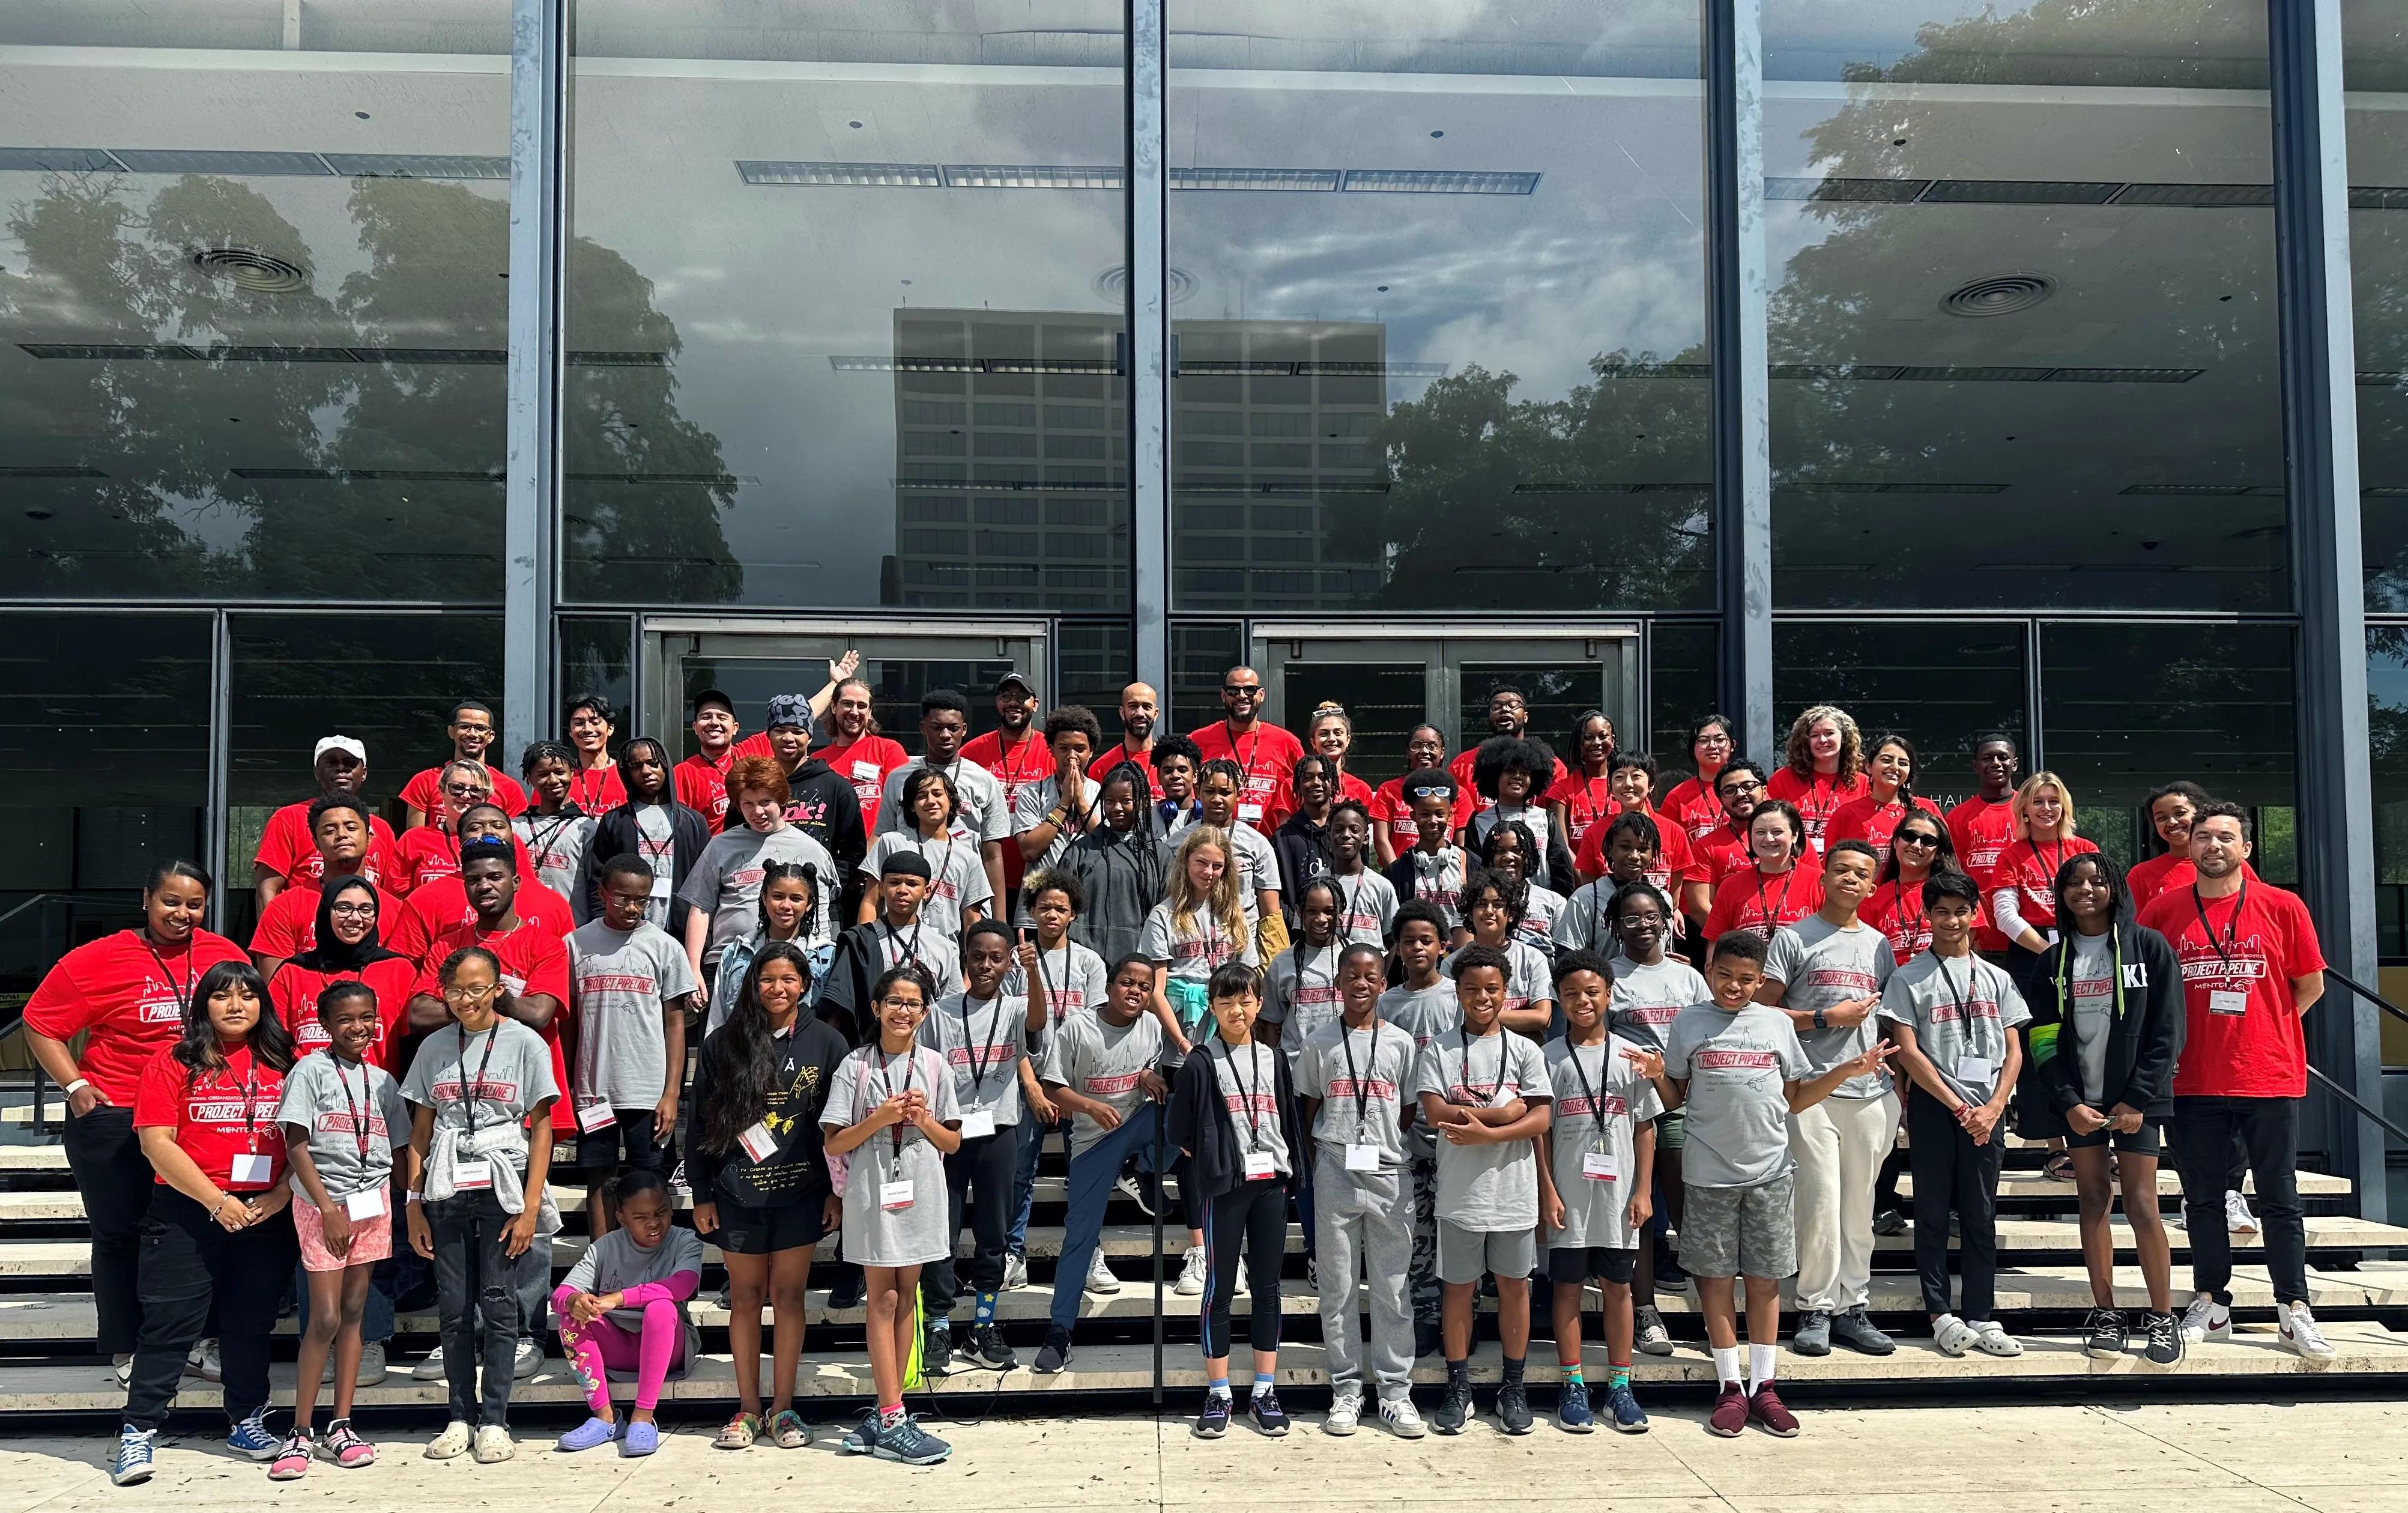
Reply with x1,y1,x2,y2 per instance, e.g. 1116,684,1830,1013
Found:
1753,867,1797,931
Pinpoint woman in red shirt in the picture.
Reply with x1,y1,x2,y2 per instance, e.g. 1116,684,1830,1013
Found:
268,877,420,1067
1826,733,1947,869
20,861,249,1370
1702,800,1825,941
1657,714,1736,849
1767,705,1869,860
1370,723,1449,867
119,960,299,1475
1549,709,1619,867
1865,813,1986,965
1991,771,2101,986
1305,703,1378,810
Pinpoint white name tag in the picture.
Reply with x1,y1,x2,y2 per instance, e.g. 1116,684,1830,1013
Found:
1242,1150,1276,1180
739,1121,778,1162
958,1108,997,1141
344,1187,388,1220
228,1153,273,1187
501,974,527,997
453,1159,493,1191
2209,989,2249,1016
1582,1150,1621,1182
1238,802,1263,823
576,1101,617,1133
853,760,880,782
1956,1055,1996,1085
1344,1142,1381,1172
880,1179,915,1211
650,874,672,899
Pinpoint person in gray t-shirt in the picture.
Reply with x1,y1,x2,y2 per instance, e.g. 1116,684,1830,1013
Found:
571,866,703,1117
677,804,838,975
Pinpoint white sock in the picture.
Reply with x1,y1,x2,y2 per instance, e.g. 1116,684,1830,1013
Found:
1749,1343,1777,1392
1711,1344,1741,1387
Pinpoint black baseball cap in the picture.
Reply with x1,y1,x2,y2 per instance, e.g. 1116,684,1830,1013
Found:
692,688,736,718
996,670,1038,697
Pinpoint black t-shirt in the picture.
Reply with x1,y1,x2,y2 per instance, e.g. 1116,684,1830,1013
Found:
688,1013,852,1208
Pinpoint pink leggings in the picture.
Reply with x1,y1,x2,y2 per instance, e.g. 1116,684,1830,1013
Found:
552,1284,689,1415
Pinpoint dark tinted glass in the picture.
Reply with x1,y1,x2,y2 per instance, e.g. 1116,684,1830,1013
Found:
1775,621,2030,810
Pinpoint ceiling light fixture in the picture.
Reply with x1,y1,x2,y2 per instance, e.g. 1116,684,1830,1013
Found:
1941,273,2055,317
192,248,310,294
1342,168,1538,195
737,160,942,186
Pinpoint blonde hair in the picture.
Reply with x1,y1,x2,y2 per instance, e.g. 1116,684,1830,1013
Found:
440,757,492,792
1783,705,1865,784
2012,771,2078,841
1169,825,1248,948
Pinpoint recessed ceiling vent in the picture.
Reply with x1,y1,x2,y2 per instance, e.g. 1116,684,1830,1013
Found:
1942,273,2054,317
192,247,309,294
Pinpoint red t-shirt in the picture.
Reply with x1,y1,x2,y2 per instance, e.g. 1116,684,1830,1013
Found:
387,826,538,897
674,750,736,830
1989,836,2102,937
1945,796,2019,952
250,882,433,964
255,802,397,888
1766,768,1870,858
398,762,525,821
1865,879,1992,966
1703,861,1825,941
1826,794,1948,869
1087,741,1161,796
2129,854,2260,909
564,763,626,814
1555,771,1618,859
1369,772,1472,854
963,727,1054,893
1335,771,1375,810
1446,744,1573,822
22,929,251,1107
1572,802,1702,890
130,1043,288,1189
1191,720,1307,832
419,917,576,1132
407,875,576,944
269,956,420,1067
2137,881,2326,1099
1658,774,1728,847
818,734,911,831
1694,822,1756,893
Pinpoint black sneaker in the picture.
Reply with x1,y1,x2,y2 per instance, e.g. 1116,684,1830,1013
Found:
2143,1310,2185,1366
1033,1325,1072,1375
968,1323,1017,1370
2083,1306,2129,1360
1414,1317,1444,1359
1653,1245,1689,1290
1872,1208,1908,1237
922,1318,952,1377
1248,1389,1290,1437
1830,1306,1895,1357
1194,1393,1232,1439
1496,1379,1533,1436
1430,1375,1472,1436
827,1269,867,1311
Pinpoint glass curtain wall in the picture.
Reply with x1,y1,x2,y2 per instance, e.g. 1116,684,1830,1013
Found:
1774,621,2030,808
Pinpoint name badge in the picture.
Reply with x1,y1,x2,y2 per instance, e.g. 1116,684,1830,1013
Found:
501,973,527,997
1242,1150,1276,1180
853,760,880,781
650,873,673,899
1344,1142,1381,1172
2209,989,2249,1016
958,1108,997,1141
738,1121,778,1162
344,1187,389,1221
1238,802,1263,823
1956,1055,1996,1085
453,1159,494,1191
576,1101,618,1133
880,1179,915,1211
228,1153,274,1188
1582,1150,1621,1182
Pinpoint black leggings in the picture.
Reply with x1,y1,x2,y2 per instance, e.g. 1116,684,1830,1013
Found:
1200,1178,1287,1359
927,1128,1015,1306
65,1106,156,1356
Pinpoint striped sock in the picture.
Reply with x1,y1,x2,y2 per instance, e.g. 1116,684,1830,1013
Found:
1207,1375,1231,1401
1609,1359,1632,1390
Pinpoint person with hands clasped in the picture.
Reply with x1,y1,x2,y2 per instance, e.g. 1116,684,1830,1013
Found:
112,962,298,1487
1877,871,2029,1361
550,1169,705,1458
820,966,962,1466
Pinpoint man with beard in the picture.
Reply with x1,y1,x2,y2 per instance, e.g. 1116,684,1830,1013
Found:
817,675,910,832
1088,682,1163,796
1188,666,1303,831
401,702,524,828
672,688,742,829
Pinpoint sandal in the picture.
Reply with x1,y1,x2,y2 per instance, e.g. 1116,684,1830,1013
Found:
2044,1152,2076,1181
768,1408,812,1448
712,1411,760,1450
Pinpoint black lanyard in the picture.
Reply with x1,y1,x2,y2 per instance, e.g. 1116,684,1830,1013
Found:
2192,879,2248,966
143,935,197,1019
1033,941,1066,1020
875,1044,918,1164
882,918,927,973
1456,1026,1503,1104
1337,1011,1379,1134
1933,954,1975,1027
333,1054,373,1162
955,993,1009,1102
1218,1041,1266,1150
520,812,579,868
455,1025,500,1142
1563,1039,1611,1151
229,1052,263,1154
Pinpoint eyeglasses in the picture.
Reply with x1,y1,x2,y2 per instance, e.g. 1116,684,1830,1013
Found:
1222,684,1262,697
1718,778,1763,795
875,994,923,1010
1405,783,1452,800
443,981,499,1001
1615,915,1662,930
328,902,378,917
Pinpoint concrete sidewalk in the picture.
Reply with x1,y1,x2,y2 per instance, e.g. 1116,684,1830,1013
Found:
2,1399,2403,1513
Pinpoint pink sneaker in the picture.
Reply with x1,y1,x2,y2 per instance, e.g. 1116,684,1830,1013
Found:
267,1430,313,1481
322,1419,378,1468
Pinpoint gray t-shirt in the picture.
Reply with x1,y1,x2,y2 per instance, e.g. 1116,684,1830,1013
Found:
562,1223,706,1360
1225,820,1279,924
2067,929,2117,1106
1413,1027,1549,1231
1552,879,1623,959
877,756,1011,845
631,804,679,930
1138,900,1259,983
1379,978,1461,1159
1544,1034,1665,1251
1004,940,1110,1026
1040,1010,1164,1159
858,919,963,1004
1879,951,2032,1107
928,990,1036,1128
1398,846,1467,929
400,1018,559,1160
513,812,597,926
677,825,839,966
1519,885,1566,953
1262,941,1345,1048
569,918,700,1111
1662,1002,1810,1189
860,829,994,942
1296,1018,1417,1174
1209,1040,1291,1177
1608,956,1711,1052
822,1043,961,1267
1446,939,1554,1017
1328,869,1399,947
1010,775,1107,883
277,1050,411,1201
1764,915,1896,1099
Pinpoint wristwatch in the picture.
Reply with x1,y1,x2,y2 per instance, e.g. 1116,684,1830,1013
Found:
1812,1008,1829,1031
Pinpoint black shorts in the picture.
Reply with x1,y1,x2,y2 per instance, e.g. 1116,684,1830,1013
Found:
714,1197,829,1256
1547,1245,1639,1286
576,1110,674,1173
2065,1122,2162,1156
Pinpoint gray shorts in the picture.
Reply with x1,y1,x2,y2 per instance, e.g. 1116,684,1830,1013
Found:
1436,1217,1535,1284
1680,1172,1798,1281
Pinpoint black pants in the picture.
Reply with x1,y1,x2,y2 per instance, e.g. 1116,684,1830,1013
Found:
124,1189,300,1431
1874,1142,1909,1213
426,1190,541,1427
1907,1088,2004,1321
1200,1178,1288,1358
2171,1095,2307,1305
65,1107,157,1356
926,1127,1015,1306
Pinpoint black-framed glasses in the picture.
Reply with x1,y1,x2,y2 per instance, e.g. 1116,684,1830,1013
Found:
1222,684,1262,697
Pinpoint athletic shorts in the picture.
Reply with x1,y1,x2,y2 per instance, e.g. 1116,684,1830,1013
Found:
1680,1172,1797,1281
1653,1109,1686,1153
2065,1121,2162,1157
1436,1218,1535,1285
713,1197,829,1256
1546,1245,1638,1286
577,1109,674,1173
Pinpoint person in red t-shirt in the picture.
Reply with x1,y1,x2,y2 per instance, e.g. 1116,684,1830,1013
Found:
268,878,420,1067
1944,733,2023,954
408,844,576,1136
2133,802,2331,1357
1188,664,1305,832
1693,757,1771,901
392,760,504,897
124,959,299,1451
1551,710,1620,866
1302,702,1379,811
1086,681,1163,796
253,735,398,913
1659,713,1737,849
1988,771,2101,985
251,795,435,972
1702,799,1825,941
1827,733,1948,870
2126,780,2215,908
407,803,575,942
1447,683,1572,820
816,675,910,833
673,688,742,831
563,693,627,813
1865,811,1988,965
1767,705,1871,861
963,670,1054,900
21,862,249,1363
1370,723,1450,867
1571,753,1708,918
400,701,524,829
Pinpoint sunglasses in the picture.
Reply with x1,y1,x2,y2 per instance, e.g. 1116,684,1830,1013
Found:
1895,831,1941,847
1222,684,1263,697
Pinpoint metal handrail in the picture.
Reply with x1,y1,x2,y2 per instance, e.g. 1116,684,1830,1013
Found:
2322,966,2408,1028
2307,1064,2408,1147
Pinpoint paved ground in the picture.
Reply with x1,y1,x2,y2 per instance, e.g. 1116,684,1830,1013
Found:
1,1398,2403,1512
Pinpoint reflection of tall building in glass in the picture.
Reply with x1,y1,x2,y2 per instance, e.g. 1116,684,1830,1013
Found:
884,311,1402,610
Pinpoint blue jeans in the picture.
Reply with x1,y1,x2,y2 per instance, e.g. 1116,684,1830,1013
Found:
1049,1105,1166,1333
1008,1114,1056,1255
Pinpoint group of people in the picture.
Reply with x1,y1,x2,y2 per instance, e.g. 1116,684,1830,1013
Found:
21,662,2334,1481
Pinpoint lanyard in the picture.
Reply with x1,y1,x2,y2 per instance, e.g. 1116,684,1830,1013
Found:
1225,722,1260,783
455,1024,501,1142
918,831,958,900
333,1054,373,1162
521,813,578,867
956,993,1010,1102
875,1044,918,1163
2192,879,2248,966
1753,866,1797,932
1033,941,1066,1020
2055,927,2126,1025
1933,954,1975,1028
228,1052,263,1154
1338,1012,1379,1133
570,764,613,810
882,918,927,974
2034,837,2068,905
1563,1039,1611,1151
1218,1041,1266,1150
142,935,198,1019
1455,1026,1503,1105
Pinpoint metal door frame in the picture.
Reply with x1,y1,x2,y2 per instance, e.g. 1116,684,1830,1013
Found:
1248,620,1643,753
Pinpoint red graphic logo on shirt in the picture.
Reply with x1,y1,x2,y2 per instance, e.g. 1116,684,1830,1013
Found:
429,1077,521,1103
1556,1092,1629,1118
1798,968,1878,993
315,1110,390,1138
945,1044,1016,1070
1222,1090,1280,1117
1323,1076,1398,1100
1084,1071,1143,1096
1926,998,2000,1024
1693,1049,1777,1070
1620,1002,1681,1026
575,972,658,995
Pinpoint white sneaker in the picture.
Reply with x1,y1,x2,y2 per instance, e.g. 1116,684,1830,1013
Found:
1175,1245,1208,1297
111,1353,131,1387
1322,1391,1361,1436
1932,1313,1977,1357
1378,1397,1428,1439
1001,1251,1029,1291
2279,1302,2337,1365
2180,1293,2233,1344
473,1425,515,1463
413,1344,447,1381
1085,1248,1122,1296
1970,1320,2023,1357
187,1338,220,1381
2225,1190,2260,1236
512,1337,542,1378
423,1421,474,1460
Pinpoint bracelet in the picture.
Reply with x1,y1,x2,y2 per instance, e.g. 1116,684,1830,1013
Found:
62,1078,89,1097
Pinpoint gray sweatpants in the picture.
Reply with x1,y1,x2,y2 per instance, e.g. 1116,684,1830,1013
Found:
1314,1151,1416,1402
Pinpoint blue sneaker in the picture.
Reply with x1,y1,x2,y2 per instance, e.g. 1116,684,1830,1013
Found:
1606,1382,1651,1434
556,1415,618,1452
112,1426,156,1486
620,1421,660,1457
228,1409,280,1460
1194,1393,1232,1439
1556,1378,1596,1433
838,1410,879,1455
871,1414,951,1466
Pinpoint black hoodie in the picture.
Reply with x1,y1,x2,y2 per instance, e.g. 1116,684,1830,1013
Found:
782,757,868,886
2017,920,2185,1136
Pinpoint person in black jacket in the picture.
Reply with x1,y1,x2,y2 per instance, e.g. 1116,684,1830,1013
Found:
1061,764,1170,965
1167,960,1308,1440
581,738,712,932
2019,852,2185,1365
817,851,958,1048
1272,756,1339,920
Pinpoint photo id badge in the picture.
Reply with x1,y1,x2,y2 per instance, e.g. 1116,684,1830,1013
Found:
957,1108,997,1141
738,1121,778,1162
1238,802,1263,823
2209,989,2249,1016
1956,1055,1996,1085
880,1180,915,1211
650,873,673,899
1242,1151,1276,1180
575,1101,617,1133
452,1159,493,1191
343,1187,389,1221
228,1153,273,1187
1344,1142,1381,1172
1582,1150,1621,1182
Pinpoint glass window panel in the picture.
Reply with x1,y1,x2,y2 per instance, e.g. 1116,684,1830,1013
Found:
1055,621,1135,723
0,5,510,600
2346,8,2408,608
1775,620,2029,810
1648,621,1721,780
1171,622,1245,735
563,3,1128,610
1280,664,1428,789
1764,2,2285,610
1165,4,1711,613
560,616,634,745
2370,625,2408,960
